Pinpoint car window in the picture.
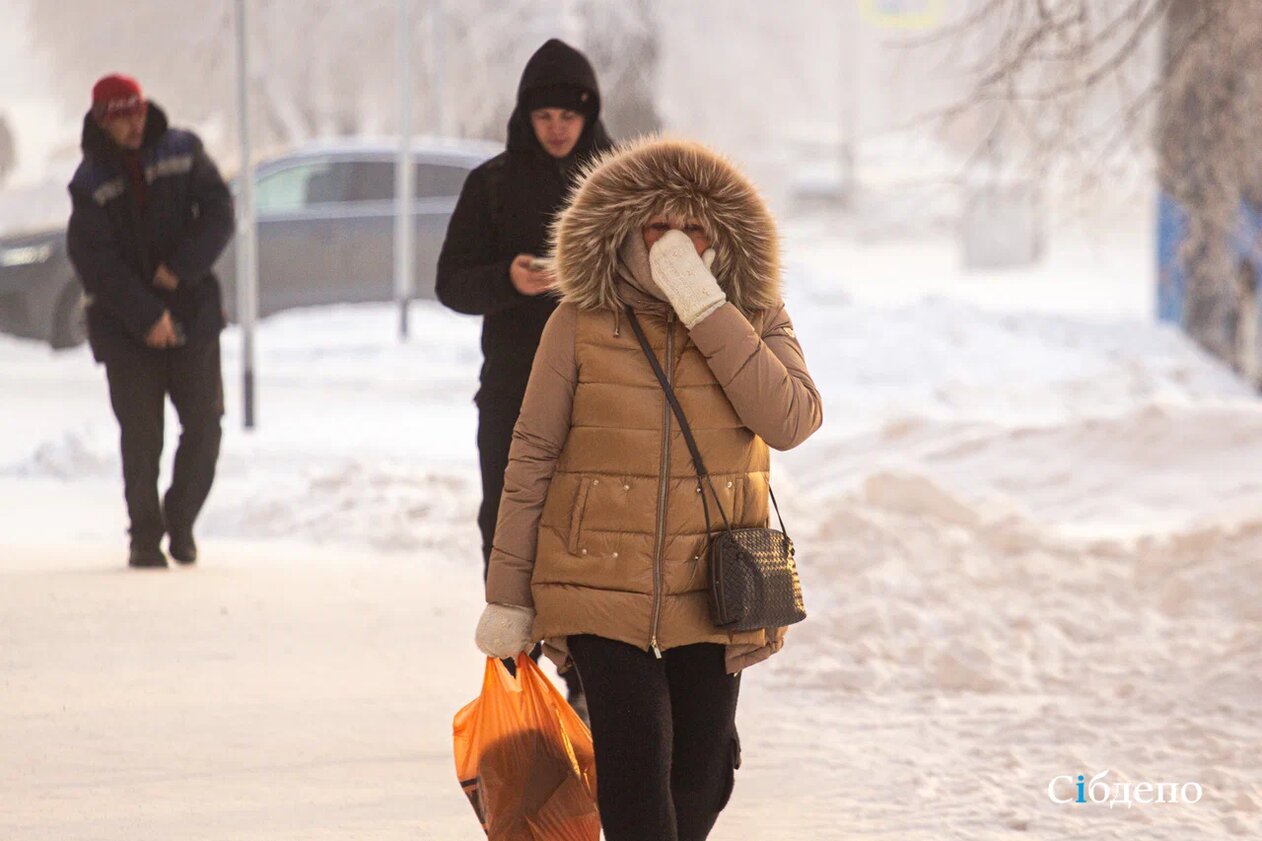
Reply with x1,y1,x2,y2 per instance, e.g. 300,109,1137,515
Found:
416,164,470,198
256,161,347,211
344,162,396,203
339,160,471,202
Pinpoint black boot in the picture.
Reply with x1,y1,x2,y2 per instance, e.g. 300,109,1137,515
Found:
163,500,198,565
168,528,197,565
128,544,168,569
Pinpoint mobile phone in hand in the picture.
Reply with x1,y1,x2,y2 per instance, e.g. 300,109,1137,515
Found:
171,320,188,348
528,257,553,272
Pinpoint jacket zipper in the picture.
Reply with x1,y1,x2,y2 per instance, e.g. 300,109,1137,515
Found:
120,152,154,285
649,310,675,658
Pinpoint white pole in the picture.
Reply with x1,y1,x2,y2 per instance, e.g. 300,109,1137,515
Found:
840,4,858,201
234,0,259,428
429,0,449,137
394,0,415,341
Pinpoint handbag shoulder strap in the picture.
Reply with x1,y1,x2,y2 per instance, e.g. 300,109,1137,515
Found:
623,305,789,537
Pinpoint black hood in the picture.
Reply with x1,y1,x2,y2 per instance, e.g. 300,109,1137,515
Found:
80,101,169,160
506,39,612,158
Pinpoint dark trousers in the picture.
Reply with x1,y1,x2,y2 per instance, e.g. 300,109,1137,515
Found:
476,401,518,581
104,337,223,549
476,401,581,694
567,634,742,841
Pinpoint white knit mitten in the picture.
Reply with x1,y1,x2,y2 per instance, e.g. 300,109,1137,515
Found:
474,603,536,658
648,230,725,328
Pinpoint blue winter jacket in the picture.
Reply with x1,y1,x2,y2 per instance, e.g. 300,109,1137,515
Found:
67,102,234,361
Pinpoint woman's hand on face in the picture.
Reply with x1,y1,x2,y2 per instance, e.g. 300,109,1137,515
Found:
510,254,556,296
648,230,726,328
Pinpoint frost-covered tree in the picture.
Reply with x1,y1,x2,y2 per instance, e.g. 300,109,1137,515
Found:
22,0,659,161
23,1,235,140
1156,1,1262,371
943,0,1262,371
575,0,661,138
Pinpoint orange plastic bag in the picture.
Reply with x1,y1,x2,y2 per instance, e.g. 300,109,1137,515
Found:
453,656,599,840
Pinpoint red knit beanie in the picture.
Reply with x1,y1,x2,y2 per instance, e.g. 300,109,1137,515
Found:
92,74,146,121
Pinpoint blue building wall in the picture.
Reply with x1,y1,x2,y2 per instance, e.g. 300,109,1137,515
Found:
1157,191,1262,327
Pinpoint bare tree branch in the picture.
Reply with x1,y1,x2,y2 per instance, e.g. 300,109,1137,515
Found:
913,0,1262,372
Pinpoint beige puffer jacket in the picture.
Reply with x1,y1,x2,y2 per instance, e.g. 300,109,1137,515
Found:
485,138,823,674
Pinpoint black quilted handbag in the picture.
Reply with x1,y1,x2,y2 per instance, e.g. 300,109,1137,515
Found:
624,306,807,633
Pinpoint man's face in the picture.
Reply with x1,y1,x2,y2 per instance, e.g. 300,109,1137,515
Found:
101,109,147,151
530,108,585,158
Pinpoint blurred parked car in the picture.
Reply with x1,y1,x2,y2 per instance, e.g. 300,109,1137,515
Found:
0,138,497,348
0,230,82,348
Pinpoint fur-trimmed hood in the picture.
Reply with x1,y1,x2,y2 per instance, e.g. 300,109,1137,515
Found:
551,137,782,318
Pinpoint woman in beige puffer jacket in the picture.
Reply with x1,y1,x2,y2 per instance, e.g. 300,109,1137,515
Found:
475,136,822,841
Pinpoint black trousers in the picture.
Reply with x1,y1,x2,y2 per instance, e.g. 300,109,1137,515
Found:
476,400,518,582
476,401,581,693
567,634,742,841
104,338,223,549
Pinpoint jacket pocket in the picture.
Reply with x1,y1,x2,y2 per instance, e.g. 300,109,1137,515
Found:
567,477,594,556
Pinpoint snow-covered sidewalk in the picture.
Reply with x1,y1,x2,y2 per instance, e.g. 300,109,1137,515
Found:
3,541,489,840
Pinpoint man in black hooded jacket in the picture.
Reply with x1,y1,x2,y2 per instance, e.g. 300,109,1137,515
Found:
67,74,234,569
437,40,613,709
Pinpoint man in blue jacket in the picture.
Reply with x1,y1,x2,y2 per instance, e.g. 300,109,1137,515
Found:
67,74,234,569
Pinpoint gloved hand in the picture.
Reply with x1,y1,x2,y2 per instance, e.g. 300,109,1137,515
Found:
474,603,536,659
648,229,725,329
